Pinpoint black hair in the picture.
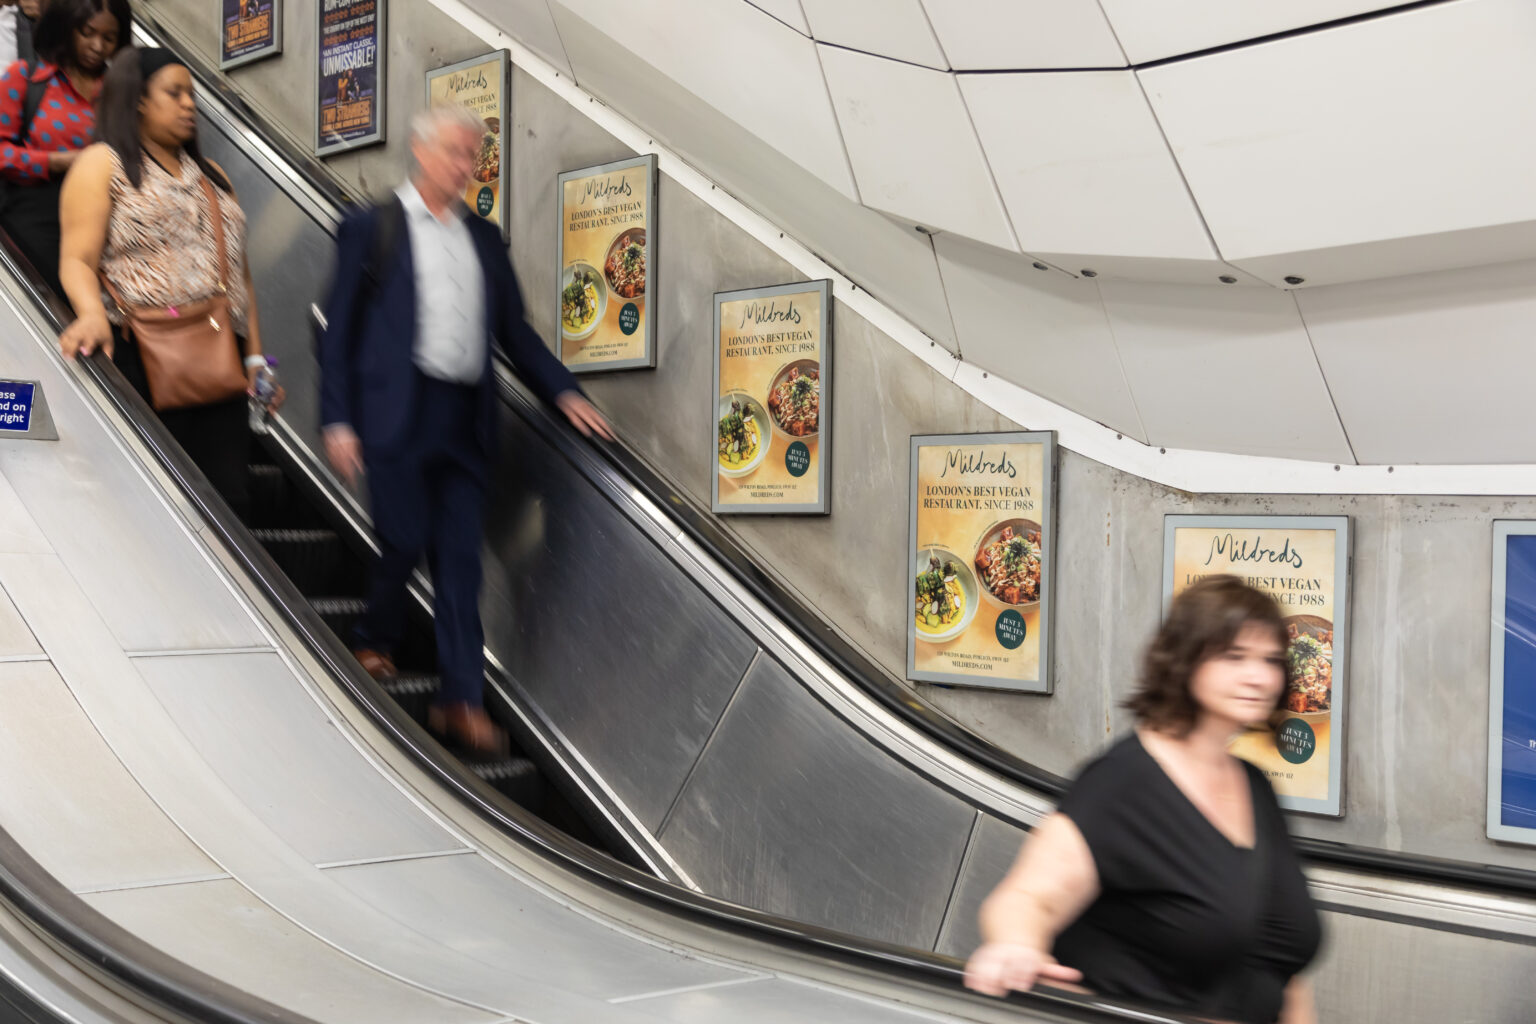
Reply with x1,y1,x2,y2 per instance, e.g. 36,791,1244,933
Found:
95,49,231,193
32,0,131,71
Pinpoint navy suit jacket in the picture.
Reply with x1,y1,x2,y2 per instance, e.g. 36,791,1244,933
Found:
319,202,580,458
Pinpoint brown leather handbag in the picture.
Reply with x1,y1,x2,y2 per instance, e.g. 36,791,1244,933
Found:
102,176,247,411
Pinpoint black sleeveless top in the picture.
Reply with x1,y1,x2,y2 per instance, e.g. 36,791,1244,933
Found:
1052,734,1322,1023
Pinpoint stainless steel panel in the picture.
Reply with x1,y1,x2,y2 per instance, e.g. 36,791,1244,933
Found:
934,815,1025,959
0,661,219,893
483,413,759,831
84,878,499,1024
0,470,51,555
624,977,963,1023
0,585,39,656
133,652,461,866
659,656,975,947
326,854,751,1002
1311,908,1536,1023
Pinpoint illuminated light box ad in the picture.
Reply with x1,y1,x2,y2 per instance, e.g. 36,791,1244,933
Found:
221,0,281,69
907,432,1057,693
427,51,509,240
1488,522,1536,845
1163,515,1351,817
317,0,385,156
556,155,656,372
711,280,831,515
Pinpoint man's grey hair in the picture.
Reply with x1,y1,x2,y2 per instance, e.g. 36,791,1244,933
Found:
411,103,485,148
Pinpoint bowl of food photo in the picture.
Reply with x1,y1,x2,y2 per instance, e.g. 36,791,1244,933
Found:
603,227,646,300
717,392,770,478
473,121,500,183
560,262,606,340
973,519,1043,612
913,547,978,643
766,359,821,440
1282,615,1334,718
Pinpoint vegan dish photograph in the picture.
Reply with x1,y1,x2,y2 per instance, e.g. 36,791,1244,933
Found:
604,228,647,299
767,361,820,438
561,263,606,339
1285,616,1333,714
717,394,769,476
975,520,1044,607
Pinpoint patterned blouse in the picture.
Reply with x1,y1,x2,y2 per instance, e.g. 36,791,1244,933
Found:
0,61,95,183
101,147,251,336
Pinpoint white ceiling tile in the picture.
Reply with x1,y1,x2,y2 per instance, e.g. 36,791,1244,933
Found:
557,0,857,199
463,0,574,76
1298,259,1536,465
961,71,1214,262
818,45,1016,249
935,234,1145,441
800,0,948,69
921,0,1126,70
1100,0,1405,64
745,0,811,35
1140,0,1536,279
1099,280,1353,462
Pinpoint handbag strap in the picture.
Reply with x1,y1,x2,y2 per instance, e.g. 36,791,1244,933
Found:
99,160,230,312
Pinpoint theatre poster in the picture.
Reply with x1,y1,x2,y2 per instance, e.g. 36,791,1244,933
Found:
556,155,657,372
1162,515,1350,817
221,0,281,70
1488,522,1536,845
426,52,509,239
316,0,385,156
907,432,1057,693
712,281,831,515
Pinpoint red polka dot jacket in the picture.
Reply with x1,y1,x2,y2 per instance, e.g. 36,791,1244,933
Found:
0,61,95,183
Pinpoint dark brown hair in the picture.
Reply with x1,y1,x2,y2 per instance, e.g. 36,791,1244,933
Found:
95,48,231,193
33,0,131,72
1123,575,1289,736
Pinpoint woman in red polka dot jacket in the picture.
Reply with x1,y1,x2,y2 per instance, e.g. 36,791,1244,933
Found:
0,0,129,295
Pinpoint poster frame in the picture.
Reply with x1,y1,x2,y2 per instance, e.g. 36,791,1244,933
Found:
1487,521,1536,845
906,430,1058,694
555,154,658,373
1161,514,1351,817
219,0,283,71
426,50,511,241
710,279,832,517
315,0,387,158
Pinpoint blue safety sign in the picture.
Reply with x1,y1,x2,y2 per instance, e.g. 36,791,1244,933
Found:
0,382,34,433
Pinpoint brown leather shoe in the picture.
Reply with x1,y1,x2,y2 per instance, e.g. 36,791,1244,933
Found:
352,648,397,680
427,702,509,756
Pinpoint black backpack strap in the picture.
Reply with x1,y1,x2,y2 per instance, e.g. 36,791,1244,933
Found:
14,16,33,68
18,62,46,150
362,194,405,301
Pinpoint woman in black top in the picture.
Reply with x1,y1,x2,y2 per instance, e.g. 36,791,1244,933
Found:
965,576,1322,1024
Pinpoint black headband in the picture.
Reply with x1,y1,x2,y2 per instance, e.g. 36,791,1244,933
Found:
139,48,186,83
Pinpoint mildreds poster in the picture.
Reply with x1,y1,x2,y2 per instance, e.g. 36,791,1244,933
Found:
317,0,385,156
908,433,1057,693
1163,515,1350,817
221,0,281,69
1487,522,1536,845
556,155,656,372
426,51,509,239
712,280,831,515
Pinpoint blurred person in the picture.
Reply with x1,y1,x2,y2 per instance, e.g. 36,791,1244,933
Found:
319,104,612,755
966,575,1322,1024
56,48,281,513
0,0,44,69
0,0,127,294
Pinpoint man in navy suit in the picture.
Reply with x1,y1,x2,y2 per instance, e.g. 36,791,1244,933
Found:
320,104,612,754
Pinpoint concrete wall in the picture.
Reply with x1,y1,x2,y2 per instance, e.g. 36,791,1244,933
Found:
138,0,1536,871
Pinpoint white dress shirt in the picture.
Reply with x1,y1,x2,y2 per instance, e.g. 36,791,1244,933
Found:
397,181,486,385
0,7,20,72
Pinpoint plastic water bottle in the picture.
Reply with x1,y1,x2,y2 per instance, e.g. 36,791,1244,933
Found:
248,357,278,435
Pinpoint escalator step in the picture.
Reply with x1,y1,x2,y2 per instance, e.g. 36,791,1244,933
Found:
471,756,547,811
379,673,439,723
310,596,367,640
246,464,286,527
252,528,353,595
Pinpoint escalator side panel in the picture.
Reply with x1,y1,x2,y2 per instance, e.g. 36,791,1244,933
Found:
934,815,1026,959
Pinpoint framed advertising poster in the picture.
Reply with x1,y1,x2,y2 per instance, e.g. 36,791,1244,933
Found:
907,432,1057,693
221,0,281,69
427,51,509,240
556,155,656,372
317,0,385,156
1162,515,1350,817
1488,522,1536,844
712,280,831,515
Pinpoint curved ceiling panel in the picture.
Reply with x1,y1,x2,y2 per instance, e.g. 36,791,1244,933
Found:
818,44,1016,249
745,0,811,35
920,0,1126,70
799,0,948,69
459,0,572,76
1139,0,1536,286
558,0,858,200
961,70,1215,263
1099,0,1410,63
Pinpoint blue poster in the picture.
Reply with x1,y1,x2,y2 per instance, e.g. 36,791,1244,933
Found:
1489,525,1536,841
220,0,281,70
317,0,385,155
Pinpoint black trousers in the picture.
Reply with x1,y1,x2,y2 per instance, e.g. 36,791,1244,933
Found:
0,179,63,298
112,330,251,516
355,375,488,708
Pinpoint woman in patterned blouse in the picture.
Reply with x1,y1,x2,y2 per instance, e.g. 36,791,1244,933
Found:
0,0,129,294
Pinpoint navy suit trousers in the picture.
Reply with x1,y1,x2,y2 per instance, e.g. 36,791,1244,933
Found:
356,374,487,707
